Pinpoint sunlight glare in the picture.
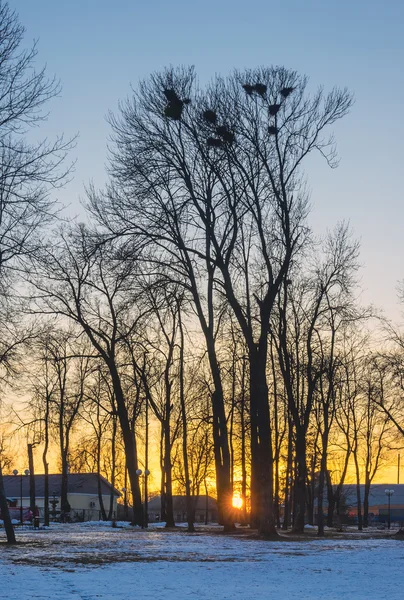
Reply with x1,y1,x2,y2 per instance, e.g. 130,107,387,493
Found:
232,495,243,509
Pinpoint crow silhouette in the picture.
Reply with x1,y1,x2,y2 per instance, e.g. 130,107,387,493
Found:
268,126,278,135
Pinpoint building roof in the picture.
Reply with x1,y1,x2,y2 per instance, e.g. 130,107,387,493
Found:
2,473,121,499
147,495,218,512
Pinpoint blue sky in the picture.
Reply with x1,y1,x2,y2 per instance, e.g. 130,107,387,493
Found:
16,0,404,319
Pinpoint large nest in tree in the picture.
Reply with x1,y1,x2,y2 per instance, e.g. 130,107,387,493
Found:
242,83,254,95
203,110,217,124
164,102,183,120
207,137,224,148
163,88,180,103
280,86,295,98
216,125,235,144
268,103,281,116
254,83,267,96
163,89,190,121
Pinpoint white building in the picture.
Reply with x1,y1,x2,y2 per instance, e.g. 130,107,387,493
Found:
3,473,121,521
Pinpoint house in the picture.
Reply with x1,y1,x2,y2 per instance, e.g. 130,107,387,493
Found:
146,495,218,524
2,473,121,522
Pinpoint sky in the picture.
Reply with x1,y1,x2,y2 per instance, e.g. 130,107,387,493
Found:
15,0,404,320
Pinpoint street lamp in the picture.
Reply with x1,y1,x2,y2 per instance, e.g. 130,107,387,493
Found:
12,468,30,524
136,469,150,528
385,489,395,529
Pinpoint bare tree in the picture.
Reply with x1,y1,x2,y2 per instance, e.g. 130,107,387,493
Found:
29,227,150,525
275,224,359,532
88,66,352,534
0,1,72,542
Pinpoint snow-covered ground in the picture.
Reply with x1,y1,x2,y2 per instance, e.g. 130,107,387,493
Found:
1,523,403,599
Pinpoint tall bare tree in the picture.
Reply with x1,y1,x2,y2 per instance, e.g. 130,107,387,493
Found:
88,66,352,534
0,1,72,542
29,227,149,525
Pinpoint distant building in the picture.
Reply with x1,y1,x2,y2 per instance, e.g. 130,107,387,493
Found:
338,484,404,523
2,473,121,522
145,495,218,524
315,483,404,525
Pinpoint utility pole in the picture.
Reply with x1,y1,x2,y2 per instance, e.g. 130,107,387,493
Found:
398,454,400,485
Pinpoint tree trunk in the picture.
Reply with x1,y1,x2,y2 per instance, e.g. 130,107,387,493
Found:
353,449,363,531
164,420,175,528
160,425,166,522
204,332,234,531
28,444,36,515
363,470,370,528
109,362,142,525
60,450,71,518
0,464,16,543
326,470,335,528
283,418,293,530
317,430,329,537
42,427,50,527
293,427,307,533
178,311,195,532
96,435,107,521
249,351,277,536
307,449,316,526
240,357,248,526
108,415,117,521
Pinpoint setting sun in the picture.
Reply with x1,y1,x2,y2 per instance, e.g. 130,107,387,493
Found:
232,495,243,509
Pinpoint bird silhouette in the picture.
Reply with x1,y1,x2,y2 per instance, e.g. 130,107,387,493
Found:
268,126,278,135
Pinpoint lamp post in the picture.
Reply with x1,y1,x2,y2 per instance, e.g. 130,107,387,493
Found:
12,468,30,524
136,469,150,528
385,489,394,529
